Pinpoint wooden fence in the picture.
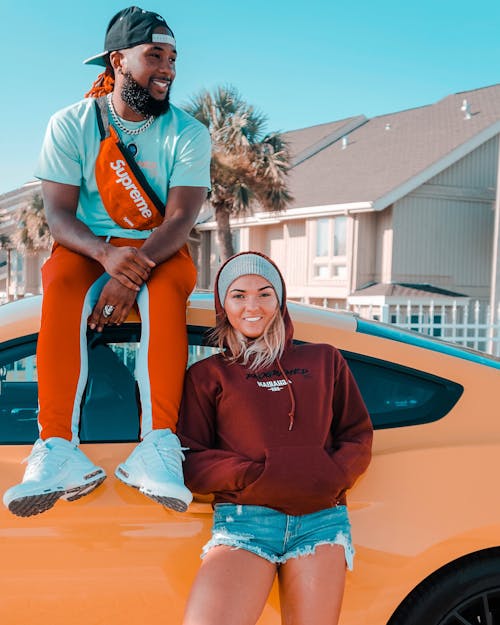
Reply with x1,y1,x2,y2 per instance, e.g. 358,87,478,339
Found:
335,300,500,358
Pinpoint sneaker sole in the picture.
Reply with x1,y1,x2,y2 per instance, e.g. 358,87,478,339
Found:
142,493,188,513
7,475,106,518
115,472,189,512
63,475,107,502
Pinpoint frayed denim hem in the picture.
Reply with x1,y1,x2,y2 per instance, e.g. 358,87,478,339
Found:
201,533,277,563
279,532,354,571
201,529,354,571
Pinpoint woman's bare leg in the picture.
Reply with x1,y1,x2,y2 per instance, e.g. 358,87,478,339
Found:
182,545,277,625
278,544,346,625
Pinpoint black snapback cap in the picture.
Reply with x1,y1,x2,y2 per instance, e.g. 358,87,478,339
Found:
83,6,175,66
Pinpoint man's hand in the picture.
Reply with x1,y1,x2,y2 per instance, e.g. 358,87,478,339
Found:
41,181,156,289
100,246,155,291
88,278,139,332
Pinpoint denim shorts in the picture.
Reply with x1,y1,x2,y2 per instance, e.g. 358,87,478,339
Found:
202,503,354,570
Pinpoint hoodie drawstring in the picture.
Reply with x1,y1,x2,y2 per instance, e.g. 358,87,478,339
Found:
276,360,296,431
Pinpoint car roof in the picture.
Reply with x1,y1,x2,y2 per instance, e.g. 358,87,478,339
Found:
1,293,499,370
356,318,500,369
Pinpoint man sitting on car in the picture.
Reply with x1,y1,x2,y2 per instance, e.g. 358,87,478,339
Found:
3,6,211,517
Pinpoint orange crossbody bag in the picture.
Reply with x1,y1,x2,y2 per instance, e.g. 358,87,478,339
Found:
94,97,165,230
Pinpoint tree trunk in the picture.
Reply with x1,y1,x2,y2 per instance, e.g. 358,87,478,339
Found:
215,205,234,261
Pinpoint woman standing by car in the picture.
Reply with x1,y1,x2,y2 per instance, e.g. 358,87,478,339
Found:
177,251,373,625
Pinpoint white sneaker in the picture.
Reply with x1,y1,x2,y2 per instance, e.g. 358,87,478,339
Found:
115,429,192,512
3,438,106,517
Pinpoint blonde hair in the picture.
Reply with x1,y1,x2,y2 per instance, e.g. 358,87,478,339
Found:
211,306,285,371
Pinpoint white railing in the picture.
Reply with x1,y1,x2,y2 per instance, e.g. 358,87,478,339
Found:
330,300,500,357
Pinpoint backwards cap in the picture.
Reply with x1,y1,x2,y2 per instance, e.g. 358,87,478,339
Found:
83,6,175,66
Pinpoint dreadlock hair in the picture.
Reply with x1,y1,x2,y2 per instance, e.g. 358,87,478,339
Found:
210,306,285,372
85,67,115,98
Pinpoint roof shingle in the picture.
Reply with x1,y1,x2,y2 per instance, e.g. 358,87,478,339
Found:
283,83,500,210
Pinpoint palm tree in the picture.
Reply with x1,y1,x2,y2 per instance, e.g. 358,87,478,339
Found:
185,85,293,260
4,192,52,301
12,192,52,251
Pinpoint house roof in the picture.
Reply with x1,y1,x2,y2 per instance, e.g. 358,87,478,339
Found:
0,180,40,204
285,115,367,166
350,282,468,299
284,83,500,211
0,180,42,234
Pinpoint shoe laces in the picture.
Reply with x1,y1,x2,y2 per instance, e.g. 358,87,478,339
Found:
22,441,73,478
23,444,51,478
150,441,186,478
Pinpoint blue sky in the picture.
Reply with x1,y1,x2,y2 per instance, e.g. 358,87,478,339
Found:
1,0,500,194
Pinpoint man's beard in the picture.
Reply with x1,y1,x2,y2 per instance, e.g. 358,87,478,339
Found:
120,71,171,117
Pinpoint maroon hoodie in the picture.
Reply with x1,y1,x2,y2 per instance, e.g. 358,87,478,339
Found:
178,253,373,516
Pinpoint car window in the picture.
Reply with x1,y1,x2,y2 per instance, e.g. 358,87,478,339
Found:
0,326,463,444
80,328,218,442
342,350,463,429
0,325,219,444
0,343,39,444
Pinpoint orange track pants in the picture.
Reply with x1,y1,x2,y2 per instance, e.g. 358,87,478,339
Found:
36,239,197,443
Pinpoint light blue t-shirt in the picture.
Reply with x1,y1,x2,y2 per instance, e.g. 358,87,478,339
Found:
35,98,212,239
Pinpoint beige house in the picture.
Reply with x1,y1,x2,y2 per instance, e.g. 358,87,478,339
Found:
195,83,500,325
4,84,500,326
0,180,48,303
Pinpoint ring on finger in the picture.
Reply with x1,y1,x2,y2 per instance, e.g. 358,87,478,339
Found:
102,304,115,318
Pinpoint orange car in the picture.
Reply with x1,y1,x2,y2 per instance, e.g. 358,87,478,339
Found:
0,293,499,625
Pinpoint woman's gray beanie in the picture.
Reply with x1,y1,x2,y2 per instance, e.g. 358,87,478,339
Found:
217,253,283,307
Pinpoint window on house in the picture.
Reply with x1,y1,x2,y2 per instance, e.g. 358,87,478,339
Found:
313,217,347,280
14,252,24,287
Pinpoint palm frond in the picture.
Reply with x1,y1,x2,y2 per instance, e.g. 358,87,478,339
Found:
184,84,293,259
12,193,52,251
